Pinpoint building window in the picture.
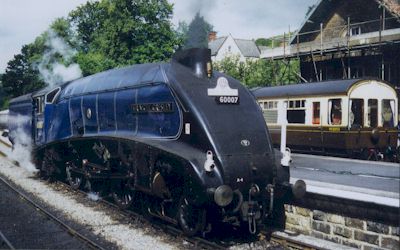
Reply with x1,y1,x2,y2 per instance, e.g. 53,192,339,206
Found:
367,99,378,128
382,99,395,127
329,99,342,125
287,100,306,124
350,26,361,36
312,102,320,125
350,99,364,128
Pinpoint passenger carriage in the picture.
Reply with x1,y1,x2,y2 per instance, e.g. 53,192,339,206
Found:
253,79,399,161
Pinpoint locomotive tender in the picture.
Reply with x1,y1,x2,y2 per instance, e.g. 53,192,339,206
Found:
253,79,399,161
7,49,303,236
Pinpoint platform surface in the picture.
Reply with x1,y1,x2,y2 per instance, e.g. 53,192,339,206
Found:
290,153,400,207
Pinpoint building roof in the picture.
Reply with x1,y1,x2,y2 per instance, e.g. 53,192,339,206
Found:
380,0,400,19
208,35,260,58
234,39,260,58
209,37,227,56
253,79,370,98
290,0,400,44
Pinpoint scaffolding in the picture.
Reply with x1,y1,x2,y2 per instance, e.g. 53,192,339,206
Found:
262,16,400,84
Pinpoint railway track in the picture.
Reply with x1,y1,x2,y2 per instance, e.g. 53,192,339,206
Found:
0,139,320,250
0,231,14,250
0,172,106,250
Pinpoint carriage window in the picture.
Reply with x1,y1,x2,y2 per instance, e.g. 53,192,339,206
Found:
382,99,395,127
367,99,378,127
287,99,306,124
312,102,320,125
350,99,364,128
329,99,342,125
262,101,278,124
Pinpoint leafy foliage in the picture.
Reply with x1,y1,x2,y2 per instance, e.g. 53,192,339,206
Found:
1,0,181,107
214,55,300,88
1,45,45,99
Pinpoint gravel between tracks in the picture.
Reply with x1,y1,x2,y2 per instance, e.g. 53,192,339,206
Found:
0,157,181,250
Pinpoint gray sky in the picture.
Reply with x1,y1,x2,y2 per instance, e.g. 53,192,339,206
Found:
0,0,317,73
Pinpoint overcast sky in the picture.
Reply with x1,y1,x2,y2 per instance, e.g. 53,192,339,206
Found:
0,0,317,73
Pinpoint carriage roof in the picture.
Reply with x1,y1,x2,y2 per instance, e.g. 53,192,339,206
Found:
252,79,394,99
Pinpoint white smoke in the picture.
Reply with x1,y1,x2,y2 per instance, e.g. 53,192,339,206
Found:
87,192,101,201
7,115,38,173
37,29,82,87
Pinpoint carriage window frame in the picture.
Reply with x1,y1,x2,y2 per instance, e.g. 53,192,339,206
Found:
286,99,306,124
382,99,395,128
262,101,278,110
261,101,278,124
312,102,320,125
349,98,364,128
367,99,378,128
328,98,342,125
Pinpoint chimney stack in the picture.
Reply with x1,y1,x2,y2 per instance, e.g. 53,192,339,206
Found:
208,31,217,42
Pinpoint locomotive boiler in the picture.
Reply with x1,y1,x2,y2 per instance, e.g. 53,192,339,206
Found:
7,48,304,236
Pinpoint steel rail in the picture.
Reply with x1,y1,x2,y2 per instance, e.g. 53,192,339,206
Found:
0,174,106,250
270,232,322,250
55,181,226,250
0,231,15,250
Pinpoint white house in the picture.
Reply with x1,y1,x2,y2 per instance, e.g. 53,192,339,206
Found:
208,34,261,62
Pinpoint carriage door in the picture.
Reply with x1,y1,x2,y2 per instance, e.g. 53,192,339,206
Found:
33,95,45,145
349,99,364,147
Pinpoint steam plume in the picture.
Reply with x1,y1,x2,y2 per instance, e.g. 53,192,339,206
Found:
36,29,82,88
7,115,38,173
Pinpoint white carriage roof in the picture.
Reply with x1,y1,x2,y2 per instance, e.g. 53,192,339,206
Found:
252,79,390,99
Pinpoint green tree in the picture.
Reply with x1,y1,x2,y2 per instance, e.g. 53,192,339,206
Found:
69,0,180,74
255,38,272,47
214,56,300,88
184,12,213,49
1,45,45,98
1,0,182,97
69,1,105,52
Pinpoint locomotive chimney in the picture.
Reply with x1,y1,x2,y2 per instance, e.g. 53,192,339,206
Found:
172,48,213,78
208,31,217,42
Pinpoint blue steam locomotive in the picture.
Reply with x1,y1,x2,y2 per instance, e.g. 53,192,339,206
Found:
7,49,305,236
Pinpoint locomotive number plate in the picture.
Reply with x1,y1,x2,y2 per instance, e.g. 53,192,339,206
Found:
216,96,240,105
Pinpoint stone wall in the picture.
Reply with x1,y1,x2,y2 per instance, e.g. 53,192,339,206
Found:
285,205,400,250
